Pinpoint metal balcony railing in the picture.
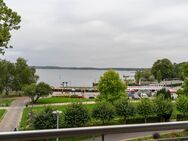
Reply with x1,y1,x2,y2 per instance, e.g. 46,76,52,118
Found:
1,121,188,141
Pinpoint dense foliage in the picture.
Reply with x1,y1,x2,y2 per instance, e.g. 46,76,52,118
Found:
23,82,52,103
176,95,188,117
92,102,115,124
0,58,38,95
134,69,155,85
154,96,173,121
115,98,135,123
151,58,174,80
137,99,154,123
33,107,57,129
97,70,126,103
156,88,171,100
63,103,90,127
0,0,21,54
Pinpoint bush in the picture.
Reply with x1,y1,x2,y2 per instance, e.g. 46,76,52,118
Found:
137,99,154,123
115,98,135,123
176,95,188,118
92,101,115,124
33,107,57,129
154,96,173,121
63,103,90,128
70,95,84,98
156,88,171,100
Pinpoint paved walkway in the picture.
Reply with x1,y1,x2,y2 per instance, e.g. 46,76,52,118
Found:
0,97,29,132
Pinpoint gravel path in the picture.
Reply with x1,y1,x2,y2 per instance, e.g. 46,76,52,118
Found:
0,97,29,132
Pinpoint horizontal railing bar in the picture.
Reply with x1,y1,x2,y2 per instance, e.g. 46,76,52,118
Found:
0,121,188,141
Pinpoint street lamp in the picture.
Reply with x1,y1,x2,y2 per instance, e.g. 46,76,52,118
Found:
52,110,62,141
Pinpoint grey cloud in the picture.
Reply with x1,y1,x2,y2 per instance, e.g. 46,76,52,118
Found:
2,0,188,67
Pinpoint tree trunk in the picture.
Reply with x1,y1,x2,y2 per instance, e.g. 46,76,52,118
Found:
124,117,127,124
144,117,147,123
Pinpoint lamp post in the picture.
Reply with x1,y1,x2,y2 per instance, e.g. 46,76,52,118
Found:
52,110,62,141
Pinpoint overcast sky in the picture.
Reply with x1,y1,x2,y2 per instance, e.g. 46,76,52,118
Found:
2,0,188,68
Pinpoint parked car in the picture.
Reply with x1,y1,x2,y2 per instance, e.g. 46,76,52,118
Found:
132,94,140,100
140,93,148,98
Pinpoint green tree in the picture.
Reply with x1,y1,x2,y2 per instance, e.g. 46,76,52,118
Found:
0,60,15,95
0,0,21,54
92,102,114,124
156,70,162,83
64,103,90,128
137,99,154,123
176,95,188,118
33,107,57,129
156,88,171,100
182,79,188,95
182,62,188,79
135,70,142,85
154,96,173,121
151,58,174,80
22,82,51,103
115,98,135,123
12,58,38,92
97,70,126,104
35,82,52,102
22,83,36,103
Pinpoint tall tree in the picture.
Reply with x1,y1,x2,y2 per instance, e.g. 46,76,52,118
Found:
0,0,21,54
0,60,15,95
182,62,188,79
97,70,126,104
151,58,174,80
12,58,38,92
156,70,162,83
135,70,142,85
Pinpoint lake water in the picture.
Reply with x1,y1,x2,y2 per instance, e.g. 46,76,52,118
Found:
36,69,135,87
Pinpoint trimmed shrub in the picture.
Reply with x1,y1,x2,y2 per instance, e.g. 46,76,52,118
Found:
92,101,115,124
115,98,135,123
63,103,90,128
33,107,57,129
154,96,173,121
137,99,154,123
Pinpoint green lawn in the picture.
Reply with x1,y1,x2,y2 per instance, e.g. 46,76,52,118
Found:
0,109,6,120
0,98,14,106
20,104,96,130
36,97,94,104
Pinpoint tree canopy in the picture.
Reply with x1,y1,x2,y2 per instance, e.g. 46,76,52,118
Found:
97,70,126,103
0,0,21,54
23,82,51,103
0,58,38,95
115,98,135,123
151,58,174,80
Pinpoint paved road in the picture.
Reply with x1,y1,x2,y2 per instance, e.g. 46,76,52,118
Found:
0,97,29,132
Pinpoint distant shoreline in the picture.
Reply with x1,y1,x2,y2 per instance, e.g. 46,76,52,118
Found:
34,66,149,71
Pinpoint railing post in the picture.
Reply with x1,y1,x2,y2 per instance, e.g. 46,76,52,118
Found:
102,134,104,141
